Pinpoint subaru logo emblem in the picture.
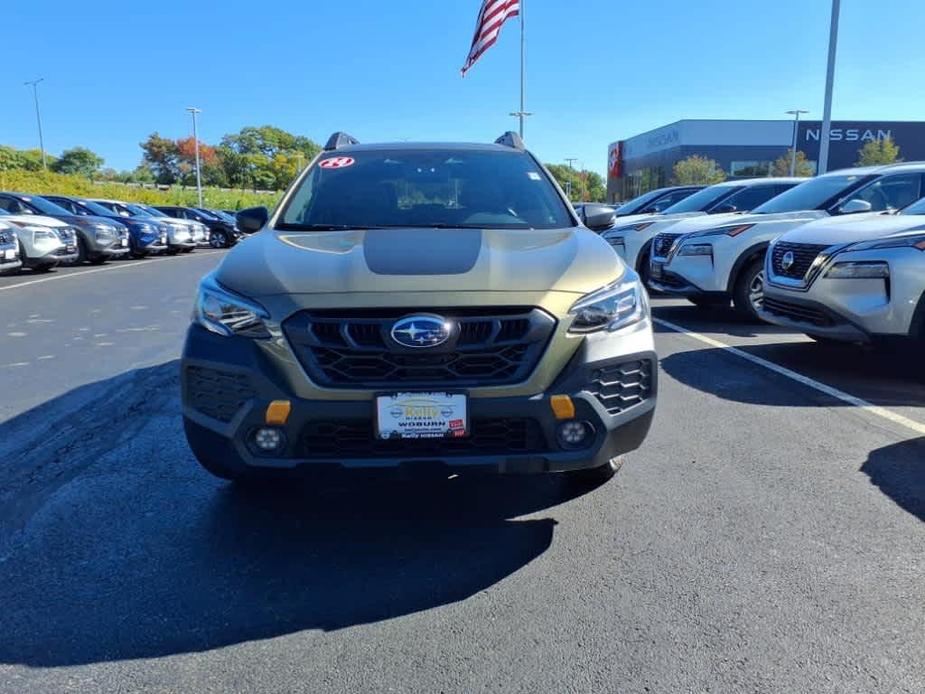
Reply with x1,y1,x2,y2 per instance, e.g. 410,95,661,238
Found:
390,315,452,349
781,251,795,271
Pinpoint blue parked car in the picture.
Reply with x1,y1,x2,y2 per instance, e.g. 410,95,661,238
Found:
44,195,170,258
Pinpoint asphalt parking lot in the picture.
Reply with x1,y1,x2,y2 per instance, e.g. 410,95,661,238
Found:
1,251,923,693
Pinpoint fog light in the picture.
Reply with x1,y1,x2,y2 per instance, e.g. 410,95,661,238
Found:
253,427,284,453
557,420,593,449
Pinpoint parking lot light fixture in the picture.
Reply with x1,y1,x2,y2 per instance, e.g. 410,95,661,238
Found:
785,109,809,176
186,107,203,208
23,78,46,170
818,0,841,174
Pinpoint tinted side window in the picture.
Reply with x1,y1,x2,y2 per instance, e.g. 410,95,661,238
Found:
851,174,922,212
0,197,32,214
718,185,783,212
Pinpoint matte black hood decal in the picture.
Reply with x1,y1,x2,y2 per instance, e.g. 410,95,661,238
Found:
363,228,482,275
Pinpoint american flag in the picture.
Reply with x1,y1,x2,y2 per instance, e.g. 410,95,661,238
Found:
460,0,521,77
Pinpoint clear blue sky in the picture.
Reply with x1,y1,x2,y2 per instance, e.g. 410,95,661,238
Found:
4,0,923,175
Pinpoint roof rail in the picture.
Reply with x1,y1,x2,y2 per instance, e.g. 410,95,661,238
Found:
495,131,525,150
324,132,360,151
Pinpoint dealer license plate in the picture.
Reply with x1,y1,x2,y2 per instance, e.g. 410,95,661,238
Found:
376,392,468,440
4,249,16,260
650,262,664,280
121,239,129,247
66,244,77,253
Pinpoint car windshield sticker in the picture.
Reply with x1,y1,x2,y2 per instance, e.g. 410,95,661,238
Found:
320,157,355,169
527,171,542,181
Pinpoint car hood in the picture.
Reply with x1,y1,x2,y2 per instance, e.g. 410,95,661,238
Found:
778,213,925,245
670,210,830,237
216,227,624,297
609,211,706,230
0,214,69,228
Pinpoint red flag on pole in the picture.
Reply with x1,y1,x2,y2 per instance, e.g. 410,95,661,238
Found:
461,0,521,77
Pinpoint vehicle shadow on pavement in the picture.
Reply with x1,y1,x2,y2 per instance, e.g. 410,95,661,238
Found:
652,303,785,339
0,361,588,667
861,437,925,523
659,342,925,409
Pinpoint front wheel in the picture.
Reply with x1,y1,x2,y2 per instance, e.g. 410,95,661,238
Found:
732,259,766,321
210,230,228,248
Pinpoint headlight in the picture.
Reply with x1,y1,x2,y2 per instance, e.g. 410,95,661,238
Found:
847,233,925,252
134,222,155,233
568,274,649,333
193,275,270,339
677,243,713,257
92,224,115,238
824,261,890,279
31,228,58,243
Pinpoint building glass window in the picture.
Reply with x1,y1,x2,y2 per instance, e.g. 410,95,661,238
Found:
730,161,772,177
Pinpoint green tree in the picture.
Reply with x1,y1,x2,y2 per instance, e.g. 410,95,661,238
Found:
51,147,104,178
218,126,321,190
545,164,606,202
857,136,901,166
140,132,180,184
771,149,814,177
0,145,55,172
672,155,726,185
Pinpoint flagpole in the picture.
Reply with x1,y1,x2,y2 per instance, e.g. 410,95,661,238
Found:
519,0,525,139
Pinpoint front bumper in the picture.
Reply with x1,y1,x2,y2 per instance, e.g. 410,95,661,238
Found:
181,324,658,475
0,245,22,274
648,260,725,299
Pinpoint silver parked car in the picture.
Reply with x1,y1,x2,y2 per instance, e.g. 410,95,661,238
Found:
760,198,925,345
0,209,79,271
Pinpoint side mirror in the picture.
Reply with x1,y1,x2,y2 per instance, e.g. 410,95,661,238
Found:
582,204,617,232
839,198,873,215
714,204,737,213
237,206,269,233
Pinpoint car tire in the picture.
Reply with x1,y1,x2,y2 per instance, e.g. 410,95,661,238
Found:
182,247,195,253
688,296,729,309
32,263,54,273
732,258,765,321
183,416,249,481
210,231,228,249
636,248,652,288
564,456,624,488
166,248,180,256
89,254,107,265
76,236,90,264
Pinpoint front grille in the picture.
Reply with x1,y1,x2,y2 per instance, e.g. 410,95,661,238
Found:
762,296,836,327
0,232,11,245
185,366,255,422
586,360,654,415
53,247,73,257
299,418,548,459
283,308,556,389
770,242,831,281
653,233,682,258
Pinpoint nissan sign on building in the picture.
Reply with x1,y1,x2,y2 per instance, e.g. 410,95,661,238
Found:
606,119,925,203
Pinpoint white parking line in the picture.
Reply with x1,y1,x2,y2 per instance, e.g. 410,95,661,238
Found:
654,317,925,438
0,250,224,292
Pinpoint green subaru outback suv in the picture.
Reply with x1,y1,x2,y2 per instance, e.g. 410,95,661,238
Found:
181,132,657,483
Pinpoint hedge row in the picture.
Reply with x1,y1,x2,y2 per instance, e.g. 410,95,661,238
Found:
0,170,282,211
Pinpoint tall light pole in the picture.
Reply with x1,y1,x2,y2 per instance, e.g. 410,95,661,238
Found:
564,158,578,199
23,78,47,170
818,0,841,174
786,109,809,176
186,107,203,207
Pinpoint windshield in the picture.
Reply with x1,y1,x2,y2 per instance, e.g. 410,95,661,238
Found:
901,197,925,215
24,196,73,217
278,149,575,230
194,208,220,221
131,204,165,217
617,189,667,215
752,173,870,214
75,199,117,217
661,186,736,214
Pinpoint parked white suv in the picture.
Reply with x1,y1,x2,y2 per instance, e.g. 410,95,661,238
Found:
602,178,800,284
648,163,925,319
759,198,925,345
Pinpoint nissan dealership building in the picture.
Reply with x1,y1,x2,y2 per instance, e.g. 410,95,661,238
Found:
607,119,925,203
